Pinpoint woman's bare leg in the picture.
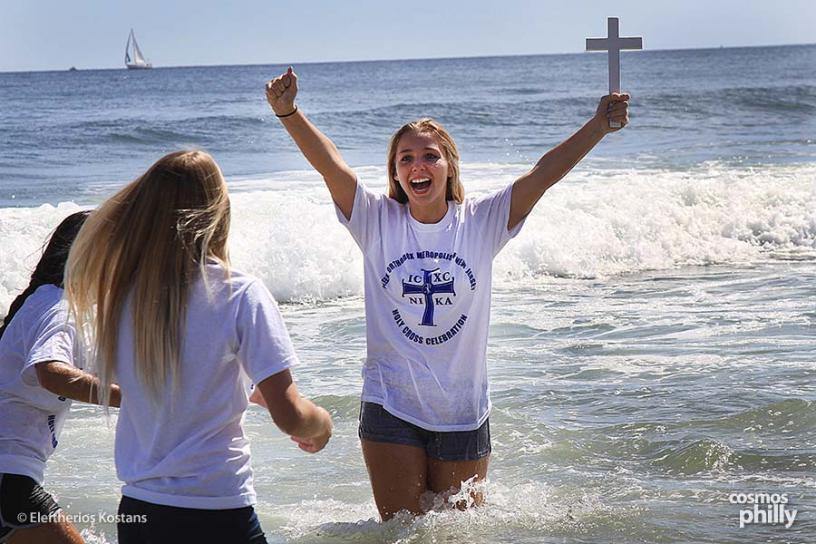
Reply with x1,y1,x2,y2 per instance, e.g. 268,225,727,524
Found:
361,439,428,520
427,456,490,509
9,520,84,544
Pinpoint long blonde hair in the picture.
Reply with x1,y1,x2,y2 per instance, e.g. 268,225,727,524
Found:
386,118,464,204
66,150,231,406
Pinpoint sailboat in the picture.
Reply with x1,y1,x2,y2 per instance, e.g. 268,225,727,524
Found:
125,29,152,70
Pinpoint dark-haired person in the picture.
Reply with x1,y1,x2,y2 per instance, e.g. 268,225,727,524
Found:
266,67,629,519
0,211,122,544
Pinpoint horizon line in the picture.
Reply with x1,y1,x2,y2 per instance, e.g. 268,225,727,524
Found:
2,41,814,75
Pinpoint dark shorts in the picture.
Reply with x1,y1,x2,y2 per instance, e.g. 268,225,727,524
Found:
117,496,268,544
358,402,491,462
0,473,61,543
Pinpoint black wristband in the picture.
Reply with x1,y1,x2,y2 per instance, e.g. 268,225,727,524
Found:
275,105,298,118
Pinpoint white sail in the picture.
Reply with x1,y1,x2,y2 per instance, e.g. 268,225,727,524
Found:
132,34,146,64
125,29,152,69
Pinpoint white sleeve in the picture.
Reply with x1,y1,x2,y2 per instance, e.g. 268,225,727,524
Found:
334,180,386,253
21,305,76,387
471,183,526,257
235,280,299,385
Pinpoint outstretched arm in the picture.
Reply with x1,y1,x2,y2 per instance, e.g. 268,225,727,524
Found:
508,93,630,230
36,361,122,407
266,67,357,219
257,368,333,454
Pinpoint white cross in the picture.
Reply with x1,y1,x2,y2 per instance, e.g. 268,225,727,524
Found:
586,17,642,127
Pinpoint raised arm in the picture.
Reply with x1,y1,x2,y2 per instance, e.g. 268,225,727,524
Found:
36,361,122,407
266,67,357,219
508,93,630,230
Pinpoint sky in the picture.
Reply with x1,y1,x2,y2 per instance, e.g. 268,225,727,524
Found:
0,0,813,72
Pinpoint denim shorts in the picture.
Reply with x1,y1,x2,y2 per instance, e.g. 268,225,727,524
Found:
117,496,268,544
0,473,61,543
358,402,491,462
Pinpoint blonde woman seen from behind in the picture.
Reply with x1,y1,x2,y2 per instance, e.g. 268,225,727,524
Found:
65,151,332,544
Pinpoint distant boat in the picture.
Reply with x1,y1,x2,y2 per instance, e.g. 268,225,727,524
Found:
125,29,152,70
68,66,78,72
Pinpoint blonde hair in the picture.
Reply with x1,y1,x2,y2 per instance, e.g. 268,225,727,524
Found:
65,150,231,406
386,118,464,204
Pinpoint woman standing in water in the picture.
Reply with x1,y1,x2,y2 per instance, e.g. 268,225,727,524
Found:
65,150,332,543
266,67,628,520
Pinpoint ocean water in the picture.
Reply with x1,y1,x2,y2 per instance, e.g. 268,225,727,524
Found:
1,45,815,543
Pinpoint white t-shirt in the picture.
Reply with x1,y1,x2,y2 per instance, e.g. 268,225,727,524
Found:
337,182,524,431
0,285,76,483
115,265,298,509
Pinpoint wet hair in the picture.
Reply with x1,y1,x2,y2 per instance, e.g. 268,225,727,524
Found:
0,211,91,340
386,118,464,204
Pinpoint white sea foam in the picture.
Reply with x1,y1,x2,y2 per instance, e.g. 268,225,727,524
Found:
0,201,89,317
272,480,573,542
498,162,816,281
2,163,814,314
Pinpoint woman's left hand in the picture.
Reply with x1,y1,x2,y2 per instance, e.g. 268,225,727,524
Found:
595,93,630,134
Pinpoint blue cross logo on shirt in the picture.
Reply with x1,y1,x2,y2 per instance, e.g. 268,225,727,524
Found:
402,269,456,327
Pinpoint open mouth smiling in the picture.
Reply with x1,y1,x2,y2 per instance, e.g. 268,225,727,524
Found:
409,178,432,191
